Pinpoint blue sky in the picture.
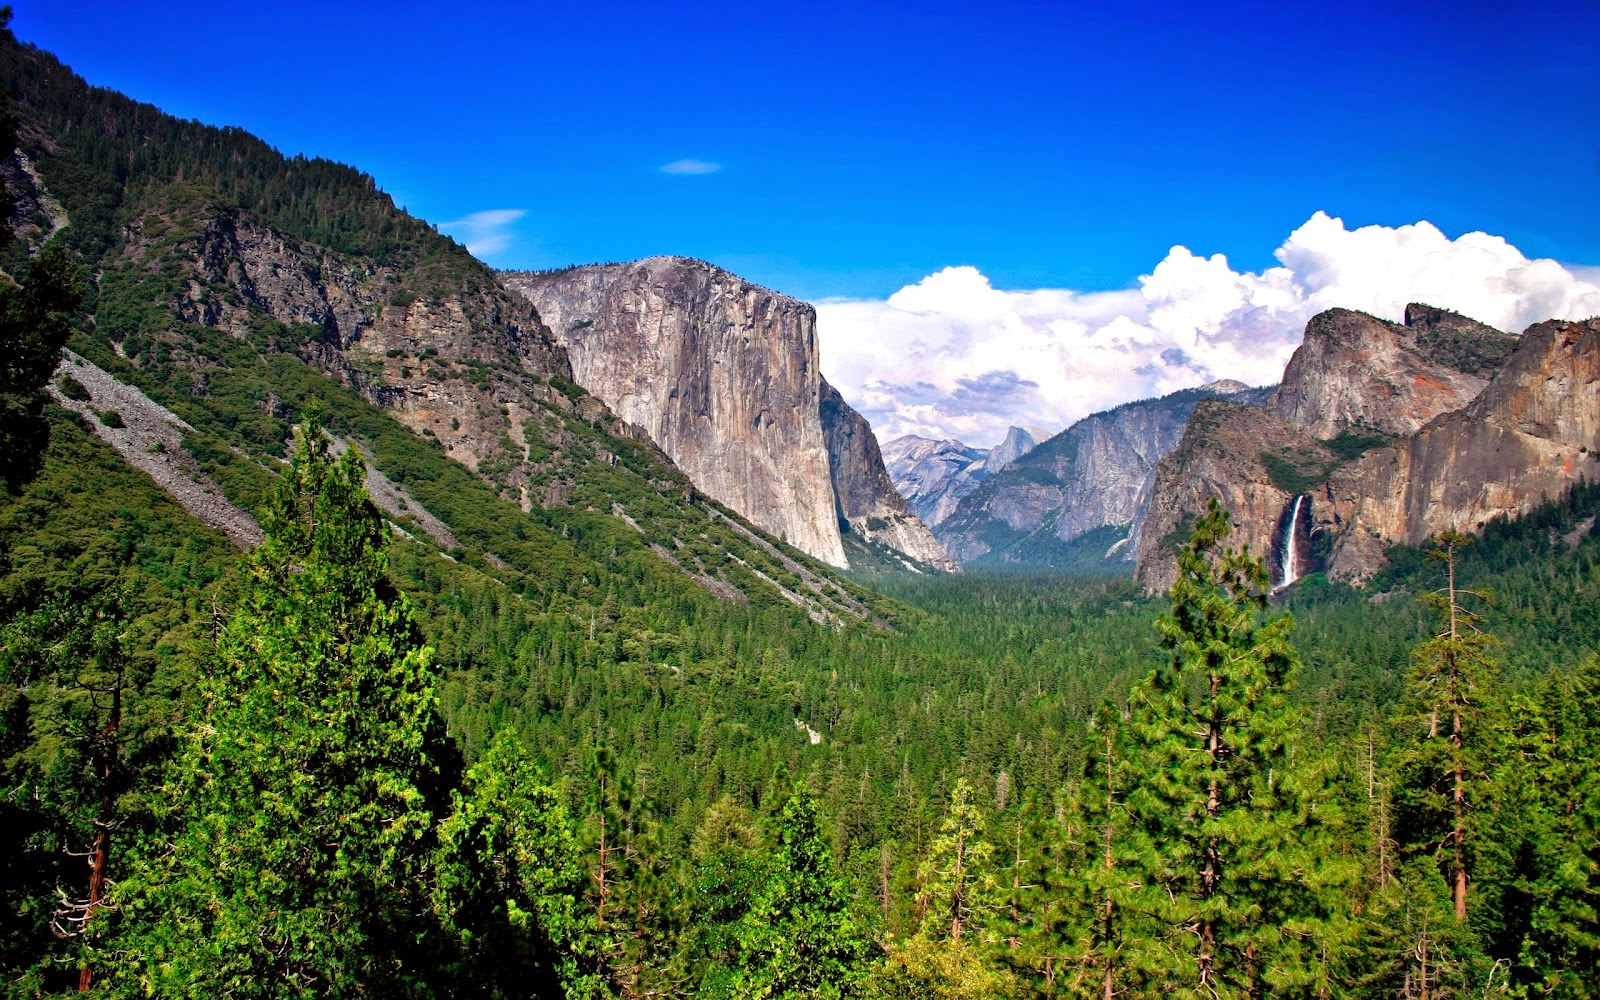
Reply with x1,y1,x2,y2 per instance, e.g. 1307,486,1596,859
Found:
17,1,1600,302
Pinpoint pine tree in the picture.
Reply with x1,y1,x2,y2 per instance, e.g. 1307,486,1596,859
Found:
1124,498,1349,998
1392,531,1497,924
1046,705,1152,999
108,417,460,995
434,728,602,997
915,778,999,944
731,791,867,998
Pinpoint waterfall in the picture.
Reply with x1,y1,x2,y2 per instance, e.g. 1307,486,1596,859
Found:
1278,494,1306,590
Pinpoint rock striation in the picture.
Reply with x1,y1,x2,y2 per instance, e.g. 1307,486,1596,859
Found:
935,381,1272,567
502,257,951,571
1318,317,1600,579
881,435,990,529
819,381,958,571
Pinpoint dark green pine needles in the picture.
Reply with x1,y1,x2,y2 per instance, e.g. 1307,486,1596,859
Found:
104,418,591,997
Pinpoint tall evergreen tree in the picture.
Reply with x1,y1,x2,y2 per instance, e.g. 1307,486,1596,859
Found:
434,728,602,997
107,417,460,996
1124,498,1349,998
730,791,867,998
1392,531,1497,924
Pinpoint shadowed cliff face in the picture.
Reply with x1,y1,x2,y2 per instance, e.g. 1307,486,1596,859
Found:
819,381,957,572
502,257,949,571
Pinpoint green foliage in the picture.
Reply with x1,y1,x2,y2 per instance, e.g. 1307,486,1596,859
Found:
728,793,868,998
1124,499,1352,997
435,729,602,996
107,420,461,995
0,243,82,489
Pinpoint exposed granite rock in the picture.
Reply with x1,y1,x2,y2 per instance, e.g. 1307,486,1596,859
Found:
987,425,1049,473
1133,400,1333,593
1319,317,1600,582
881,435,990,529
819,381,957,572
49,351,263,548
502,257,946,571
938,381,1272,567
1269,306,1514,438
1133,306,1596,591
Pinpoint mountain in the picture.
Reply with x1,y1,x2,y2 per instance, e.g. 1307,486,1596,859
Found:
501,257,953,572
0,28,897,626
933,380,1273,568
986,425,1050,472
880,435,990,528
1133,304,1596,591
1318,316,1600,580
880,425,1047,531
1269,304,1515,437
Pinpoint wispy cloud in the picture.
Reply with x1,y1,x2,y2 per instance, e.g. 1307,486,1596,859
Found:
817,212,1600,448
438,208,526,258
659,159,721,175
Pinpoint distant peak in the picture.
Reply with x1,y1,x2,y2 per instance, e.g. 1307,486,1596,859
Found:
1200,378,1252,394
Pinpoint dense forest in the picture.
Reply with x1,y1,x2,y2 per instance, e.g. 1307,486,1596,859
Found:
1,13,1598,998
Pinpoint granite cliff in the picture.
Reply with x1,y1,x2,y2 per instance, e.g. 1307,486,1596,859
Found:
881,435,990,528
501,257,952,571
1134,305,1596,591
819,380,958,571
881,425,1046,531
933,381,1272,568
1270,305,1514,437
1318,317,1600,579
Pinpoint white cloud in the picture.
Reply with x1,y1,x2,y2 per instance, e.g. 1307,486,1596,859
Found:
438,208,526,259
659,159,722,175
816,212,1600,448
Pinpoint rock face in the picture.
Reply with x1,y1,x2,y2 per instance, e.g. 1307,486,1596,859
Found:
1319,317,1600,579
1134,305,1598,591
502,257,950,571
936,381,1272,567
1270,306,1514,438
819,381,958,571
987,426,1049,473
880,425,1046,533
881,435,990,529
1132,401,1330,593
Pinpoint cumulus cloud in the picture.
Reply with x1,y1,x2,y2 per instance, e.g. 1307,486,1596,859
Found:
438,208,525,259
659,159,722,175
816,212,1600,447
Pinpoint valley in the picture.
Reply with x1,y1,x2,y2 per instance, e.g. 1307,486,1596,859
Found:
0,14,1597,1000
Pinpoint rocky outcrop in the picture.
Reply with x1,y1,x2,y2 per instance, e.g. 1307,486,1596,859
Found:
881,435,990,529
987,426,1049,473
502,257,947,571
1133,400,1332,593
819,381,957,571
936,381,1272,567
1269,306,1514,438
1319,317,1600,581
1134,305,1598,591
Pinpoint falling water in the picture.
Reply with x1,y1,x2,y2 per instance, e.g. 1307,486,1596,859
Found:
1278,494,1306,590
